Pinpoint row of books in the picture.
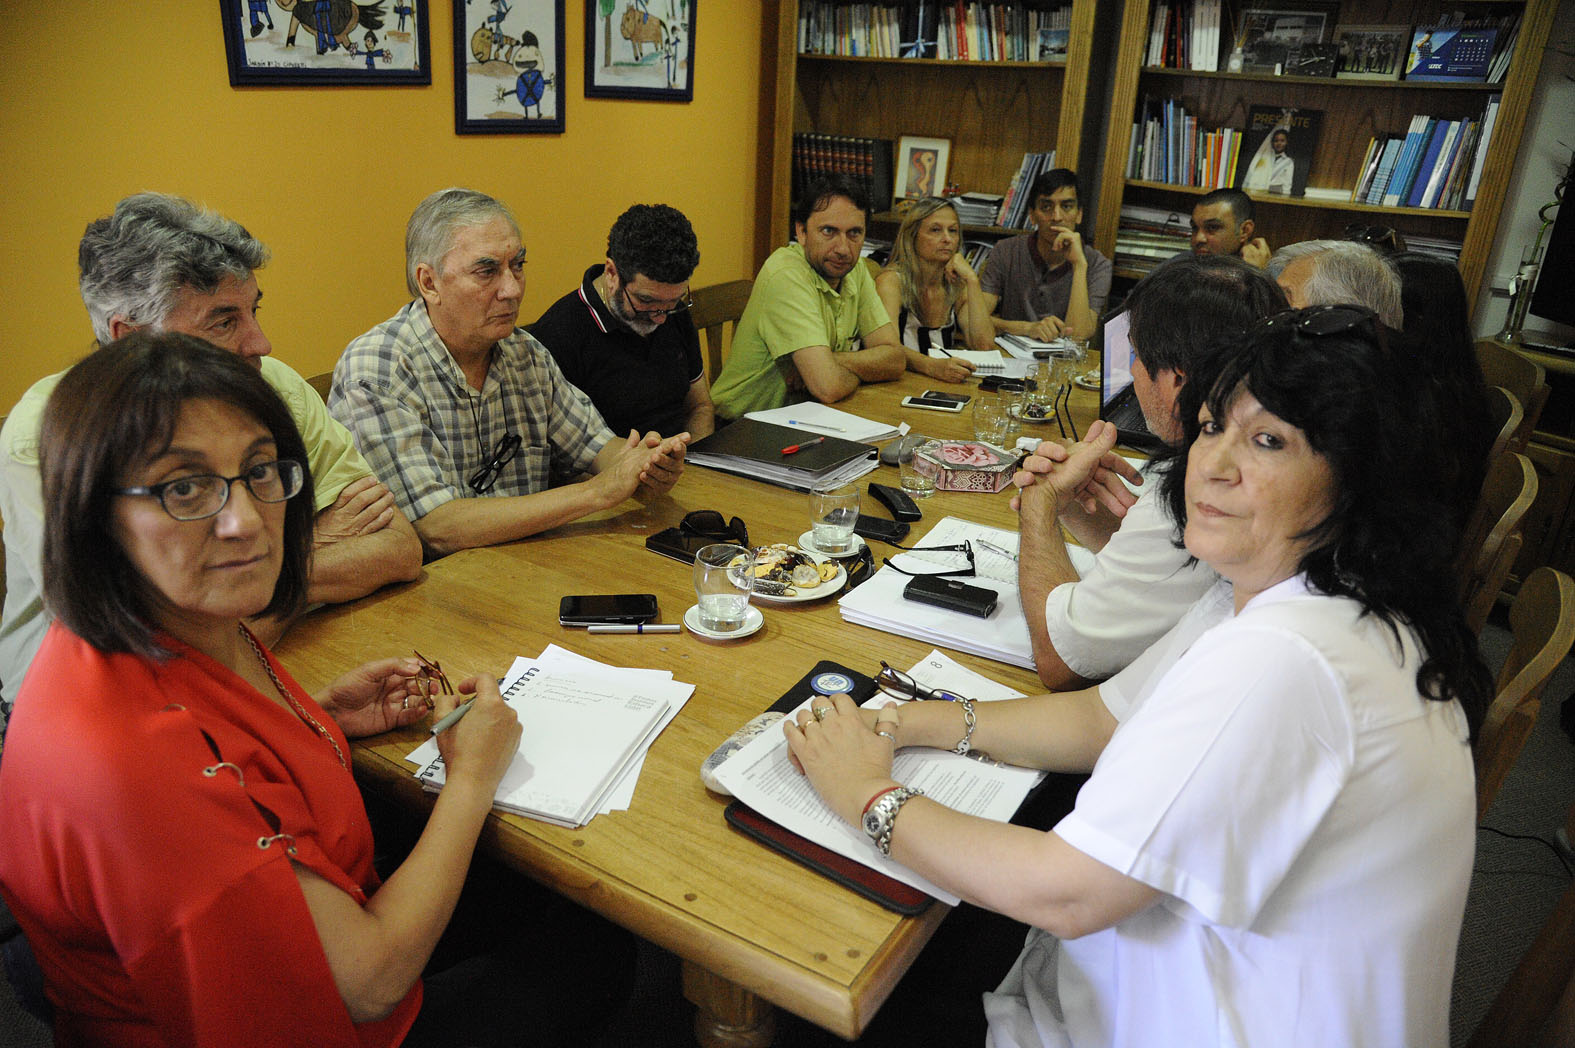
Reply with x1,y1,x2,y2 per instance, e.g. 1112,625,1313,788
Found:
790,132,894,213
1350,98,1499,213
1113,203,1190,273
797,1,1072,62
996,149,1058,229
1144,0,1224,71
1125,97,1244,189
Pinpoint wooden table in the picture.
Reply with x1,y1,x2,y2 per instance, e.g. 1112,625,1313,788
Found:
275,368,1102,1046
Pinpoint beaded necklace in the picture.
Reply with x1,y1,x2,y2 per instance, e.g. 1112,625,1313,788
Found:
238,623,347,769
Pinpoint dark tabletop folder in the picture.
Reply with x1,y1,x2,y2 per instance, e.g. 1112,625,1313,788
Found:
686,420,878,491
722,661,933,915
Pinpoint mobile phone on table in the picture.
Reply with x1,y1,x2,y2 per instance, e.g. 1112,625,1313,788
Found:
901,394,967,413
920,390,970,405
558,594,659,627
901,576,998,618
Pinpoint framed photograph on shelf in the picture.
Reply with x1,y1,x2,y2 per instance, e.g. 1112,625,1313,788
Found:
894,136,950,201
220,0,430,86
585,1,696,101
455,0,565,134
1331,24,1408,80
1233,3,1339,75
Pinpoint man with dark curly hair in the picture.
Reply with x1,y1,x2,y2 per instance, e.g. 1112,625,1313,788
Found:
532,204,714,438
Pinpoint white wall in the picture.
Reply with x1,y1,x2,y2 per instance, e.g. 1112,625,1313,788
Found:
1473,0,1575,345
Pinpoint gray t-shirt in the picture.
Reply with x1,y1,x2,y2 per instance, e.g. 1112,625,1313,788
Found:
980,233,1112,323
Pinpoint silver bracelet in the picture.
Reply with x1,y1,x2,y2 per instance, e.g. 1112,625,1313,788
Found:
952,697,977,755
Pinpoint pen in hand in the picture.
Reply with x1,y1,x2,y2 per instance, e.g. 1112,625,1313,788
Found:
429,697,477,736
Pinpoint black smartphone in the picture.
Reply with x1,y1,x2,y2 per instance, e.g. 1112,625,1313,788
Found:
558,594,659,627
901,575,998,618
853,514,910,544
645,528,713,564
978,375,1006,392
919,390,971,405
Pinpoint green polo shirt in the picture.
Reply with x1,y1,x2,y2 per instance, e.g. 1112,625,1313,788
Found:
710,244,890,420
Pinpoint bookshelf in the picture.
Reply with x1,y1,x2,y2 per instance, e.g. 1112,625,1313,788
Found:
764,0,1103,254
1091,0,1559,309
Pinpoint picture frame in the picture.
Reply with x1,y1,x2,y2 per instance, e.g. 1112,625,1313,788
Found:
1233,2,1339,75
454,0,565,134
894,136,951,201
585,1,696,102
1331,24,1408,81
221,0,431,86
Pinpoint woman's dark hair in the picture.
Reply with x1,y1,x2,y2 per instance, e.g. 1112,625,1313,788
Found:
1394,251,1495,519
1159,306,1492,731
40,332,314,659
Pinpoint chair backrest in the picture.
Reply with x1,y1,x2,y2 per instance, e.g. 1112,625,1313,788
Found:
1457,451,1538,635
689,279,754,383
1484,386,1524,465
306,372,333,403
1476,339,1548,452
1474,566,1575,822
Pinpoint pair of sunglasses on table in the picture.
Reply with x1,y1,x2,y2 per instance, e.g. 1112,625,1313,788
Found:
679,509,878,589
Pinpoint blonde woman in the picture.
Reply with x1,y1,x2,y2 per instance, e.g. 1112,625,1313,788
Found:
876,198,995,383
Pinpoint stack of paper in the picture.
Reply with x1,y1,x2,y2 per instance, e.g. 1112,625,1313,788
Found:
837,517,1094,669
408,646,694,828
744,402,898,443
713,650,1047,904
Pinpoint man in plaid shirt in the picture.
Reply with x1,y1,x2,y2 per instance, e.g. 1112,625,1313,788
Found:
331,188,689,558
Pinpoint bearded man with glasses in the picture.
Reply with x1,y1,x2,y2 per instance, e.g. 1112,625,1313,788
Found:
532,203,714,440
332,188,689,559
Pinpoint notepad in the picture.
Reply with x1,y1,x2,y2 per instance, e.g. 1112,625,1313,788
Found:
743,402,899,443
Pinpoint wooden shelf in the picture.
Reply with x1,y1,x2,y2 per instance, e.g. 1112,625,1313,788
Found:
870,209,1027,236
1123,179,1471,218
1140,66,1509,91
798,52,1068,71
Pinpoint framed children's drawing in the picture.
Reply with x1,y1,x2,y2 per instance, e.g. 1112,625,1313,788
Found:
894,136,951,201
455,0,566,133
222,0,431,86
585,0,696,101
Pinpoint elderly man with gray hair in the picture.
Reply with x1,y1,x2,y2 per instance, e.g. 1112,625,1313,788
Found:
0,192,423,732
1266,239,1404,329
331,188,688,558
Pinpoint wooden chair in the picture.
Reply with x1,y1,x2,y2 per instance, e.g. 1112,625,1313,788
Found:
1457,451,1538,636
1473,566,1575,823
1466,797,1575,1047
1476,339,1548,454
1484,386,1525,465
306,371,333,403
689,279,753,383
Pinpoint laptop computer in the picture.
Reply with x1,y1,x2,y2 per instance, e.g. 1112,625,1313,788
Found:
1097,311,1167,454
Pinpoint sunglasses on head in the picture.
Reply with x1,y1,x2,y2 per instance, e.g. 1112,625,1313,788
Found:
1257,304,1378,338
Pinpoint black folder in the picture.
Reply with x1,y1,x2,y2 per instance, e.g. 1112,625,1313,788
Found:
686,419,879,491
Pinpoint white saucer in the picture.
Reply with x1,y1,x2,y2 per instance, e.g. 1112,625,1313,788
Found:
683,603,764,640
797,530,867,559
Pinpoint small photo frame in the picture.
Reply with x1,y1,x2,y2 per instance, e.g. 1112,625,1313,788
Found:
1234,2,1339,75
585,1,696,101
455,0,565,134
894,136,951,201
1332,24,1408,80
221,0,431,86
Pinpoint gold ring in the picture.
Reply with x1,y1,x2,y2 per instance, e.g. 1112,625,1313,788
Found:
812,706,833,721
875,729,896,742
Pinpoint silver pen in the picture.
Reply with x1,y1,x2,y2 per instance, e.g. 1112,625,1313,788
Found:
429,698,476,735
976,539,1019,562
586,623,682,634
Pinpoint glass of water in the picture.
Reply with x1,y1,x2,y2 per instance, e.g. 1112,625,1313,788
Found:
898,437,941,498
809,482,860,554
694,544,755,632
972,392,1013,446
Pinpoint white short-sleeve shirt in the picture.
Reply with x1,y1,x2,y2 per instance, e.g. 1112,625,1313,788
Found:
987,576,1475,1048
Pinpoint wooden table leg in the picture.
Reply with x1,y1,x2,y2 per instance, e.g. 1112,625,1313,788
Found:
681,960,778,1048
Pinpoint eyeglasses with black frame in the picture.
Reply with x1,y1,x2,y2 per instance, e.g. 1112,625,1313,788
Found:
1256,304,1379,339
468,433,522,494
621,283,694,319
1342,223,1406,254
876,661,964,702
880,539,976,578
679,509,749,547
115,459,305,521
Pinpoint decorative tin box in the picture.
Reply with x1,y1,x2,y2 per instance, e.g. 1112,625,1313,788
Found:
913,441,1017,493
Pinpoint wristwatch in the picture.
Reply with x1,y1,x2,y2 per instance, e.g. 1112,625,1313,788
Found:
862,785,924,856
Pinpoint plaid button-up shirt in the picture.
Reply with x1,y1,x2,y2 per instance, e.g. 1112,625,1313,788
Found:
330,300,615,521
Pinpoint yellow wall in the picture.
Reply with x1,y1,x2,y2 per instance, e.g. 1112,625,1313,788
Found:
0,4,765,411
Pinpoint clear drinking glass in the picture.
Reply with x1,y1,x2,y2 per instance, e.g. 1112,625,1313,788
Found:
809,483,860,553
898,437,942,498
972,392,1013,446
693,543,755,632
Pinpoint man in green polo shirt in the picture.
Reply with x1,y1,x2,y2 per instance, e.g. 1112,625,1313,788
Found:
710,175,904,420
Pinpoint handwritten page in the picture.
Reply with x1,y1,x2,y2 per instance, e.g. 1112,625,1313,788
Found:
713,651,1044,905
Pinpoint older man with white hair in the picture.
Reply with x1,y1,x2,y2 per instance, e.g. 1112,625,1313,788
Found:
331,188,688,558
1267,239,1404,329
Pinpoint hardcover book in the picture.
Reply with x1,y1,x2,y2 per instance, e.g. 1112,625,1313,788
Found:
1235,105,1321,197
